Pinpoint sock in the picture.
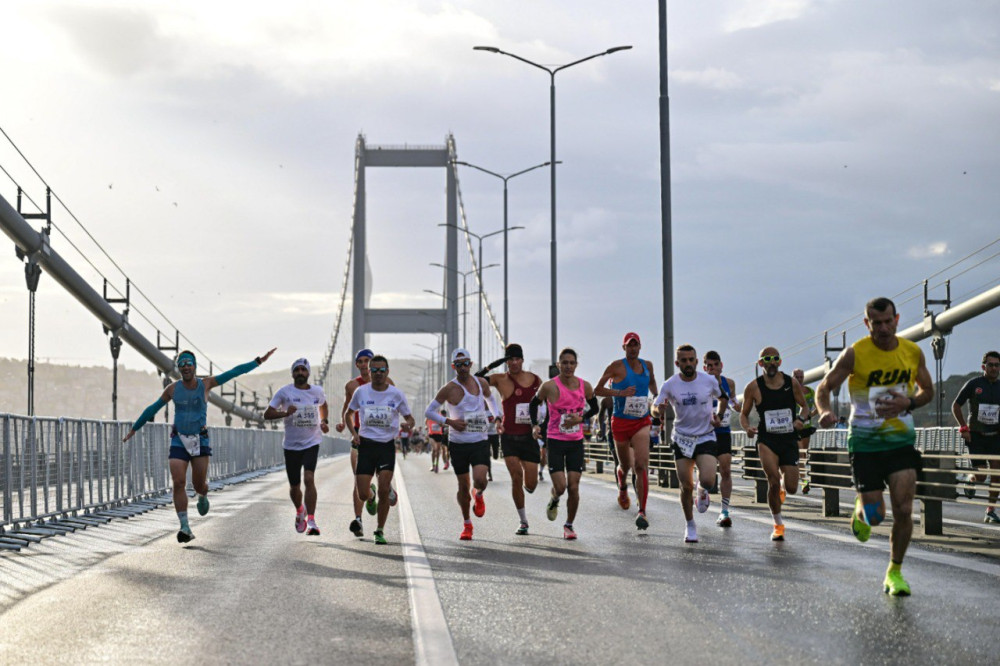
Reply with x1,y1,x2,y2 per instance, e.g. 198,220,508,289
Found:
887,561,902,574
296,504,305,515
517,507,527,523
464,519,472,527
639,469,649,512
356,514,362,522
721,497,731,514
564,522,573,529
686,519,696,529
772,513,783,526
307,514,315,521
177,511,190,531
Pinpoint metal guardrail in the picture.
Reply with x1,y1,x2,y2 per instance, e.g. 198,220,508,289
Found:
1,413,349,548
583,426,999,536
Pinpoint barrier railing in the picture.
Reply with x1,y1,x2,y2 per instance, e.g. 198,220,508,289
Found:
1,413,349,545
584,426,998,536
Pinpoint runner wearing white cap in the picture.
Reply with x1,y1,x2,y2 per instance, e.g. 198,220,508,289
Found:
264,358,329,536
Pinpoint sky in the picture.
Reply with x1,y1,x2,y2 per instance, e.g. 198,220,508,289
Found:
1,0,999,410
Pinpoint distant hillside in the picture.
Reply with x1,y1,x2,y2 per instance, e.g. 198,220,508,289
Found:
1,357,429,425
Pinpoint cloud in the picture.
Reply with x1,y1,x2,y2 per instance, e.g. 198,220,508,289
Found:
671,67,743,90
723,0,813,32
907,242,949,259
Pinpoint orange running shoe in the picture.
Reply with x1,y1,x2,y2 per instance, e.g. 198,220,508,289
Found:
459,523,473,541
771,524,785,541
472,489,486,518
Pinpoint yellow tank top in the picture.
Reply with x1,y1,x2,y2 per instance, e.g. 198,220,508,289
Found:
847,336,920,452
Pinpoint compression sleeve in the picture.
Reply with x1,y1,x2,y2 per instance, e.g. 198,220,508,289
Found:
425,400,447,425
529,395,542,426
474,356,507,378
131,397,168,432
488,393,501,418
583,396,599,420
214,359,260,386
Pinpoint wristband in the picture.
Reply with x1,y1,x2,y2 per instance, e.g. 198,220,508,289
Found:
907,397,917,412
959,425,970,434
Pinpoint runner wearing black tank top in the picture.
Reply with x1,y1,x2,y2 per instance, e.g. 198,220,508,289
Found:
740,347,810,542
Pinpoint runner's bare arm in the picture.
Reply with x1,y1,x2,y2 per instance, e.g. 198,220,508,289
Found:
593,360,628,397
739,381,759,436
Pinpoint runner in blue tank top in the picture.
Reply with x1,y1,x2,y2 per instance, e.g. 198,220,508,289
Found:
124,347,276,543
594,332,658,530
703,350,739,527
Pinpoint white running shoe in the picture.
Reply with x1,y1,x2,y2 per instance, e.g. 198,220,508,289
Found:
684,524,698,543
696,485,711,513
388,487,398,507
295,508,307,534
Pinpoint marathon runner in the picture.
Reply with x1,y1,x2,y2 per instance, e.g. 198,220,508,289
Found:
951,350,1000,523
792,368,819,493
703,351,738,527
816,297,934,596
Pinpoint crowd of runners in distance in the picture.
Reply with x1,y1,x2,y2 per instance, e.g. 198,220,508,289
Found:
122,296,1000,598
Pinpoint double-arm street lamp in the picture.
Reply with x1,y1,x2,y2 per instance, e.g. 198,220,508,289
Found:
438,222,523,359
452,160,552,343
474,44,632,371
430,261,499,367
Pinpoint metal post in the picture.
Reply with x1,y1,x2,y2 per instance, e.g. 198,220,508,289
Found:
658,0,675,373
503,182,509,343
110,334,122,420
549,76,557,373
478,238,483,367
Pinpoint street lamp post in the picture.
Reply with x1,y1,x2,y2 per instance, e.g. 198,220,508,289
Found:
452,160,551,343
438,223,521,366
474,44,632,371
430,262,499,366
415,341,442,390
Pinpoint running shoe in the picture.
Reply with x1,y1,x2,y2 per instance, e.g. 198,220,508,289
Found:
617,488,631,511
716,511,732,528
176,528,195,543
964,475,977,500
472,489,486,518
444,461,450,471
771,524,785,541
349,518,363,537
546,495,559,521
373,529,387,545
563,525,577,540
388,487,398,507
684,524,698,543
635,511,649,530
851,497,871,543
802,479,811,495
984,510,1000,524
196,494,210,516
365,483,378,516
306,518,320,536
515,522,529,536
883,569,911,596
295,507,307,534
696,485,711,513
430,465,435,472
459,523,473,541
487,471,493,482
539,469,545,481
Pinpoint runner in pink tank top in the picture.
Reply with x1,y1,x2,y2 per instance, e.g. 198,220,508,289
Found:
529,348,598,540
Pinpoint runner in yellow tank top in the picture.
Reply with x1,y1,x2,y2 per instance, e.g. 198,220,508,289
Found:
816,297,934,597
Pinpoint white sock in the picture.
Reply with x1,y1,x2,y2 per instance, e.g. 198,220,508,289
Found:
517,507,527,523
772,513,783,526
686,519,696,529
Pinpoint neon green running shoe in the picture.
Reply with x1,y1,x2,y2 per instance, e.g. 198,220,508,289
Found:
373,529,387,545
883,569,911,596
851,497,871,543
546,495,559,521
366,483,378,516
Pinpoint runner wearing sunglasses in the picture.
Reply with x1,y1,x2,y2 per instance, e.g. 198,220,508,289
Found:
739,347,810,542
425,348,501,541
123,347,276,543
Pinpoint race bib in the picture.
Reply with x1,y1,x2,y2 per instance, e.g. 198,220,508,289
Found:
622,396,648,418
363,406,393,429
868,384,907,423
292,405,319,429
515,403,532,425
673,432,697,457
178,432,201,457
465,410,489,434
559,412,581,435
764,408,794,434
979,403,1000,426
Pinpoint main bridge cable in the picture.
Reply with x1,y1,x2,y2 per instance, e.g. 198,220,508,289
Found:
0,125,261,411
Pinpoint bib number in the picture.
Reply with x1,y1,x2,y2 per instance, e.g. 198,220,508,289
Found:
292,405,319,429
868,384,907,423
764,408,794,434
363,406,392,429
979,403,1000,426
465,411,489,434
673,432,697,457
178,433,201,457
559,412,581,435
515,403,532,425
622,396,648,418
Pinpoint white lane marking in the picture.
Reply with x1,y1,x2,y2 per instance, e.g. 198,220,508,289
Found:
396,468,459,666
580,475,1000,578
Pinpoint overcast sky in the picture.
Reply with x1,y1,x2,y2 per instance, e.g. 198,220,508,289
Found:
1,1,999,407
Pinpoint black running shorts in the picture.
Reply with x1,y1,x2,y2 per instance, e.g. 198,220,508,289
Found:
356,437,396,476
547,438,585,474
758,437,800,467
449,440,491,475
501,433,541,463
850,446,922,493
284,445,320,486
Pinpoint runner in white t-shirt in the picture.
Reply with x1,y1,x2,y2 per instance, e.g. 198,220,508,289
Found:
653,344,727,544
264,358,329,536
345,355,414,545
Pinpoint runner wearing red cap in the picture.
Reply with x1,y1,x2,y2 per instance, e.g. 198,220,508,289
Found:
594,332,658,530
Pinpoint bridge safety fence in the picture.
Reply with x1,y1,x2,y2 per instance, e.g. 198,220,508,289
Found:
584,425,999,536
1,413,349,534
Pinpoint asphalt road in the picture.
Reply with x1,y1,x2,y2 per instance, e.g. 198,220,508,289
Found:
2,452,999,665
